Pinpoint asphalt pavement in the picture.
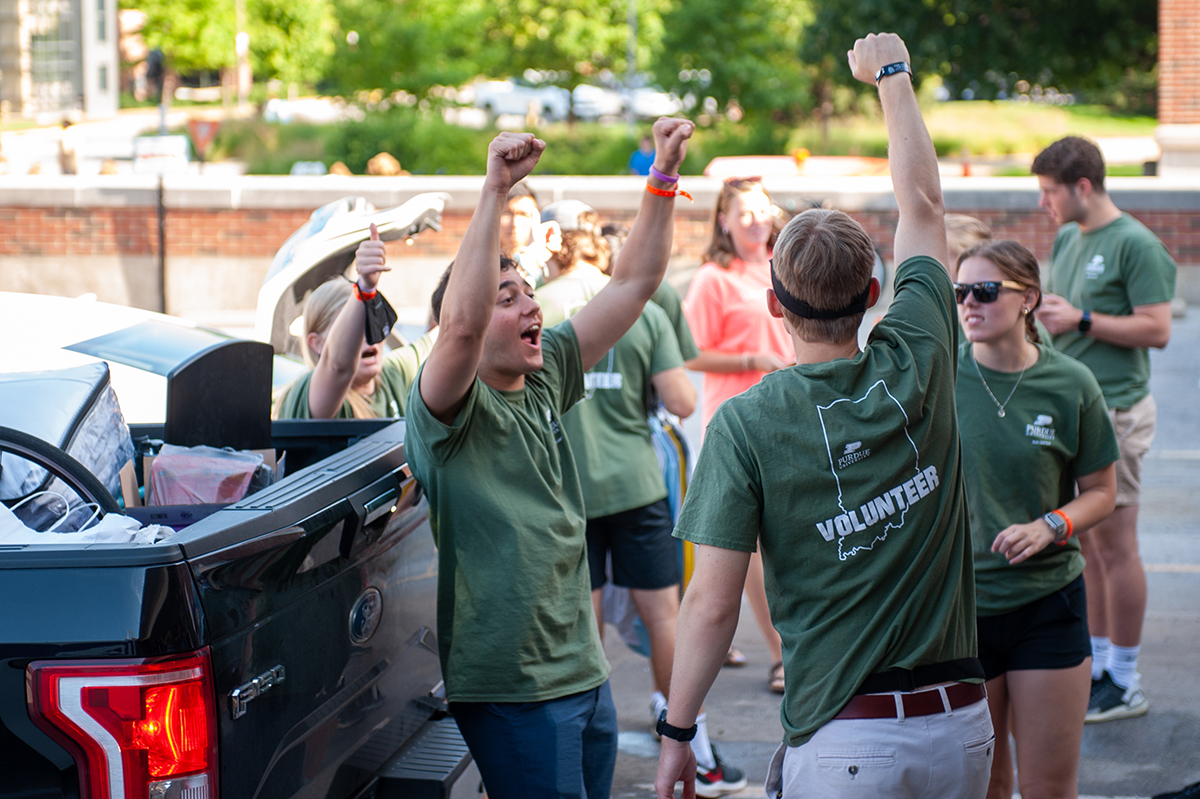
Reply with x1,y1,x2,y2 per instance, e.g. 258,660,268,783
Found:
605,307,1200,798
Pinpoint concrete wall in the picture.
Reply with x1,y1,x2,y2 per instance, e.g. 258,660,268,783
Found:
1,174,1197,319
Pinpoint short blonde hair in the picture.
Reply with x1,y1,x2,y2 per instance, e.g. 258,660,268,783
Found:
945,214,992,263
772,209,875,344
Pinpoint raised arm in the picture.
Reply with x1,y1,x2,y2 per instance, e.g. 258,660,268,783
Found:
848,34,948,273
307,224,388,418
419,133,545,422
569,118,693,369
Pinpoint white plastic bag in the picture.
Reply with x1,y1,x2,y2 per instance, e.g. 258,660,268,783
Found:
0,501,169,545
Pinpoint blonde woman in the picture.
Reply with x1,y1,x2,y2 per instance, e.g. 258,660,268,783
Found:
275,227,436,419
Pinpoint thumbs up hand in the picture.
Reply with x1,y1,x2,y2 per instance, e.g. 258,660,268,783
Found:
354,222,390,292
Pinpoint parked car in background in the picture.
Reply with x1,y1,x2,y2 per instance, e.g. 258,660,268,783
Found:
571,84,624,121
628,86,683,119
464,78,571,121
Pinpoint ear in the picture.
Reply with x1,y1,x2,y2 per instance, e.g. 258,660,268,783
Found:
765,287,784,319
1075,177,1093,199
716,211,728,233
866,277,882,310
1025,286,1041,311
306,331,324,357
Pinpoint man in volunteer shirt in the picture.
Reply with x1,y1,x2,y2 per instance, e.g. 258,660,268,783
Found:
1032,136,1176,723
655,33,992,799
404,117,693,799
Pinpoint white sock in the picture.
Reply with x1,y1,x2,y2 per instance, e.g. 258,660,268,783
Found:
690,713,716,770
1091,636,1111,680
651,691,668,719
1108,644,1141,690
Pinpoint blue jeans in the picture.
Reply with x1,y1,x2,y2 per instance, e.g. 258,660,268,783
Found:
451,681,618,799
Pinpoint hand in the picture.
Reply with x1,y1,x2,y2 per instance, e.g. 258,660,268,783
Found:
651,117,695,177
992,518,1055,565
1034,293,1084,335
354,223,390,292
847,32,911,86
484,132,546,194
753,353,789,373
655,738,697,799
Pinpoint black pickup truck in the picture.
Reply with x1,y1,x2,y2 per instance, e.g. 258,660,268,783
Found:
0,195,477,799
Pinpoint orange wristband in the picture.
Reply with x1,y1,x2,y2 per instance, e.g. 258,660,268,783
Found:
646,182,693,202
353,282,377,301
1050,509,1073,544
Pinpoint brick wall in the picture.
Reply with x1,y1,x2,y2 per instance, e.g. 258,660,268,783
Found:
4,204,1195,268
1160,0,1200,126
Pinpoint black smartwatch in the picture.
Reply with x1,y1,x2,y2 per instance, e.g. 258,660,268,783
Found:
656,709,698,742
875,62,912,83
1077,309,1092,333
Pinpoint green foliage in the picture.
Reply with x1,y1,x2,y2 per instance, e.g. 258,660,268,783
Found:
800,0,1157,108
136,0,236,74
655,0,812,121
129,0,335,84
325,109,492,174
323,0,670,99
248,0,336,85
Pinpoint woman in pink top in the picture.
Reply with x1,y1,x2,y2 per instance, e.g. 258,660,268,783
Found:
683,177,794,692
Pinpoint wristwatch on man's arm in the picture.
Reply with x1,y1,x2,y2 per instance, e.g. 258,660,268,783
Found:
1077,309,1092,333
656,710,698,742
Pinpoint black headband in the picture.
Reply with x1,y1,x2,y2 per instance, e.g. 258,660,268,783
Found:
770,259,871,320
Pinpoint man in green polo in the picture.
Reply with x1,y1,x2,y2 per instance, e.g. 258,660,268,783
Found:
1032,136,1176,722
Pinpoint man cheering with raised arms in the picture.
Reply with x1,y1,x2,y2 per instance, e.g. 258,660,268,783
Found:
405,117,693,799
655,33,993,799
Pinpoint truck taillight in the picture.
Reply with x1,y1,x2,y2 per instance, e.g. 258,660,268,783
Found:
27,649,218,799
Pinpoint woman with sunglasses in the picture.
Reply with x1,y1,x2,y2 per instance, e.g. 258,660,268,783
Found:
682,177,795,692
955,239,1118,799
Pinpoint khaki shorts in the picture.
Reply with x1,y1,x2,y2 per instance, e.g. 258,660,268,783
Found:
1108,393,1157,506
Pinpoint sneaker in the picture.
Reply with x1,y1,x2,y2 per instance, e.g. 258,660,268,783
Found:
1152,780,1200,799
695,747,747,798
1086,671,1148,723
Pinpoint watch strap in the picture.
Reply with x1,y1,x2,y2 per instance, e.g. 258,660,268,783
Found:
1077,309,1092,333
656,709,698,742
875,62,912,84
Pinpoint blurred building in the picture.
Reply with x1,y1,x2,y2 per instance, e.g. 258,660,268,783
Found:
0,0,119,120
1157,0,1200,175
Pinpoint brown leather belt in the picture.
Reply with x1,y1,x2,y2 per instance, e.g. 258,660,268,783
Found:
833,682,986,720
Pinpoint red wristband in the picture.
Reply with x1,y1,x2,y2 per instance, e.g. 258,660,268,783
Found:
353,282,377,301
1050,509,1073,544
646,182,693,202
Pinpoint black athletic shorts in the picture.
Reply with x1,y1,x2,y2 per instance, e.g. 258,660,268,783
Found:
586,498,681,591
976,574,1091,681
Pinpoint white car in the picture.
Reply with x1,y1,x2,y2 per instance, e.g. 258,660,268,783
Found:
629,86,683,119
572,84,624,121
466,79,571,121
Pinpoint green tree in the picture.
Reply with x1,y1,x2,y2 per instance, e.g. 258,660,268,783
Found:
801,0,1157,104
130,0,335,85
324,0,669,99
654,0,812,121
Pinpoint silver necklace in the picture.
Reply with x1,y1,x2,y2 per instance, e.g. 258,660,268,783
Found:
972,346,1032,418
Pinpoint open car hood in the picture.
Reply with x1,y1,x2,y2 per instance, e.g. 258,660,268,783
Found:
254,192,449,356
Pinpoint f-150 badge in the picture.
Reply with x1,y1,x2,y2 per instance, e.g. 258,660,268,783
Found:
231,665,286,719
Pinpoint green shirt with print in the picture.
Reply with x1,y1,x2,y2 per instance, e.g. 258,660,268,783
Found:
1047,213,1176,410
538,267,685,517
274,331,436,419
957,343,1119,616
403,323,609,703
675,256,977,747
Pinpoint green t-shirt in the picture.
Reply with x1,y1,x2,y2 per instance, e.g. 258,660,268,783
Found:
957,343,1119,616
403,323,609,703
652,281,700,362
274,331,436,419
538,267,686,517
675,256,977,747
1046,213,1176,410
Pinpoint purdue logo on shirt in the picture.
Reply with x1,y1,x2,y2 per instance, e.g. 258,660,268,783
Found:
816,380,940,561
545,408,564,443
1026,414,1056,445
1086,255,1106,279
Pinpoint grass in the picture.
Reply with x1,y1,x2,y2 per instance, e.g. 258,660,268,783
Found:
787,101,1157,159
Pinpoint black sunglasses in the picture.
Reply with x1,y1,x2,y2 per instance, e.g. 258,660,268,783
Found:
953,280,1026,304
